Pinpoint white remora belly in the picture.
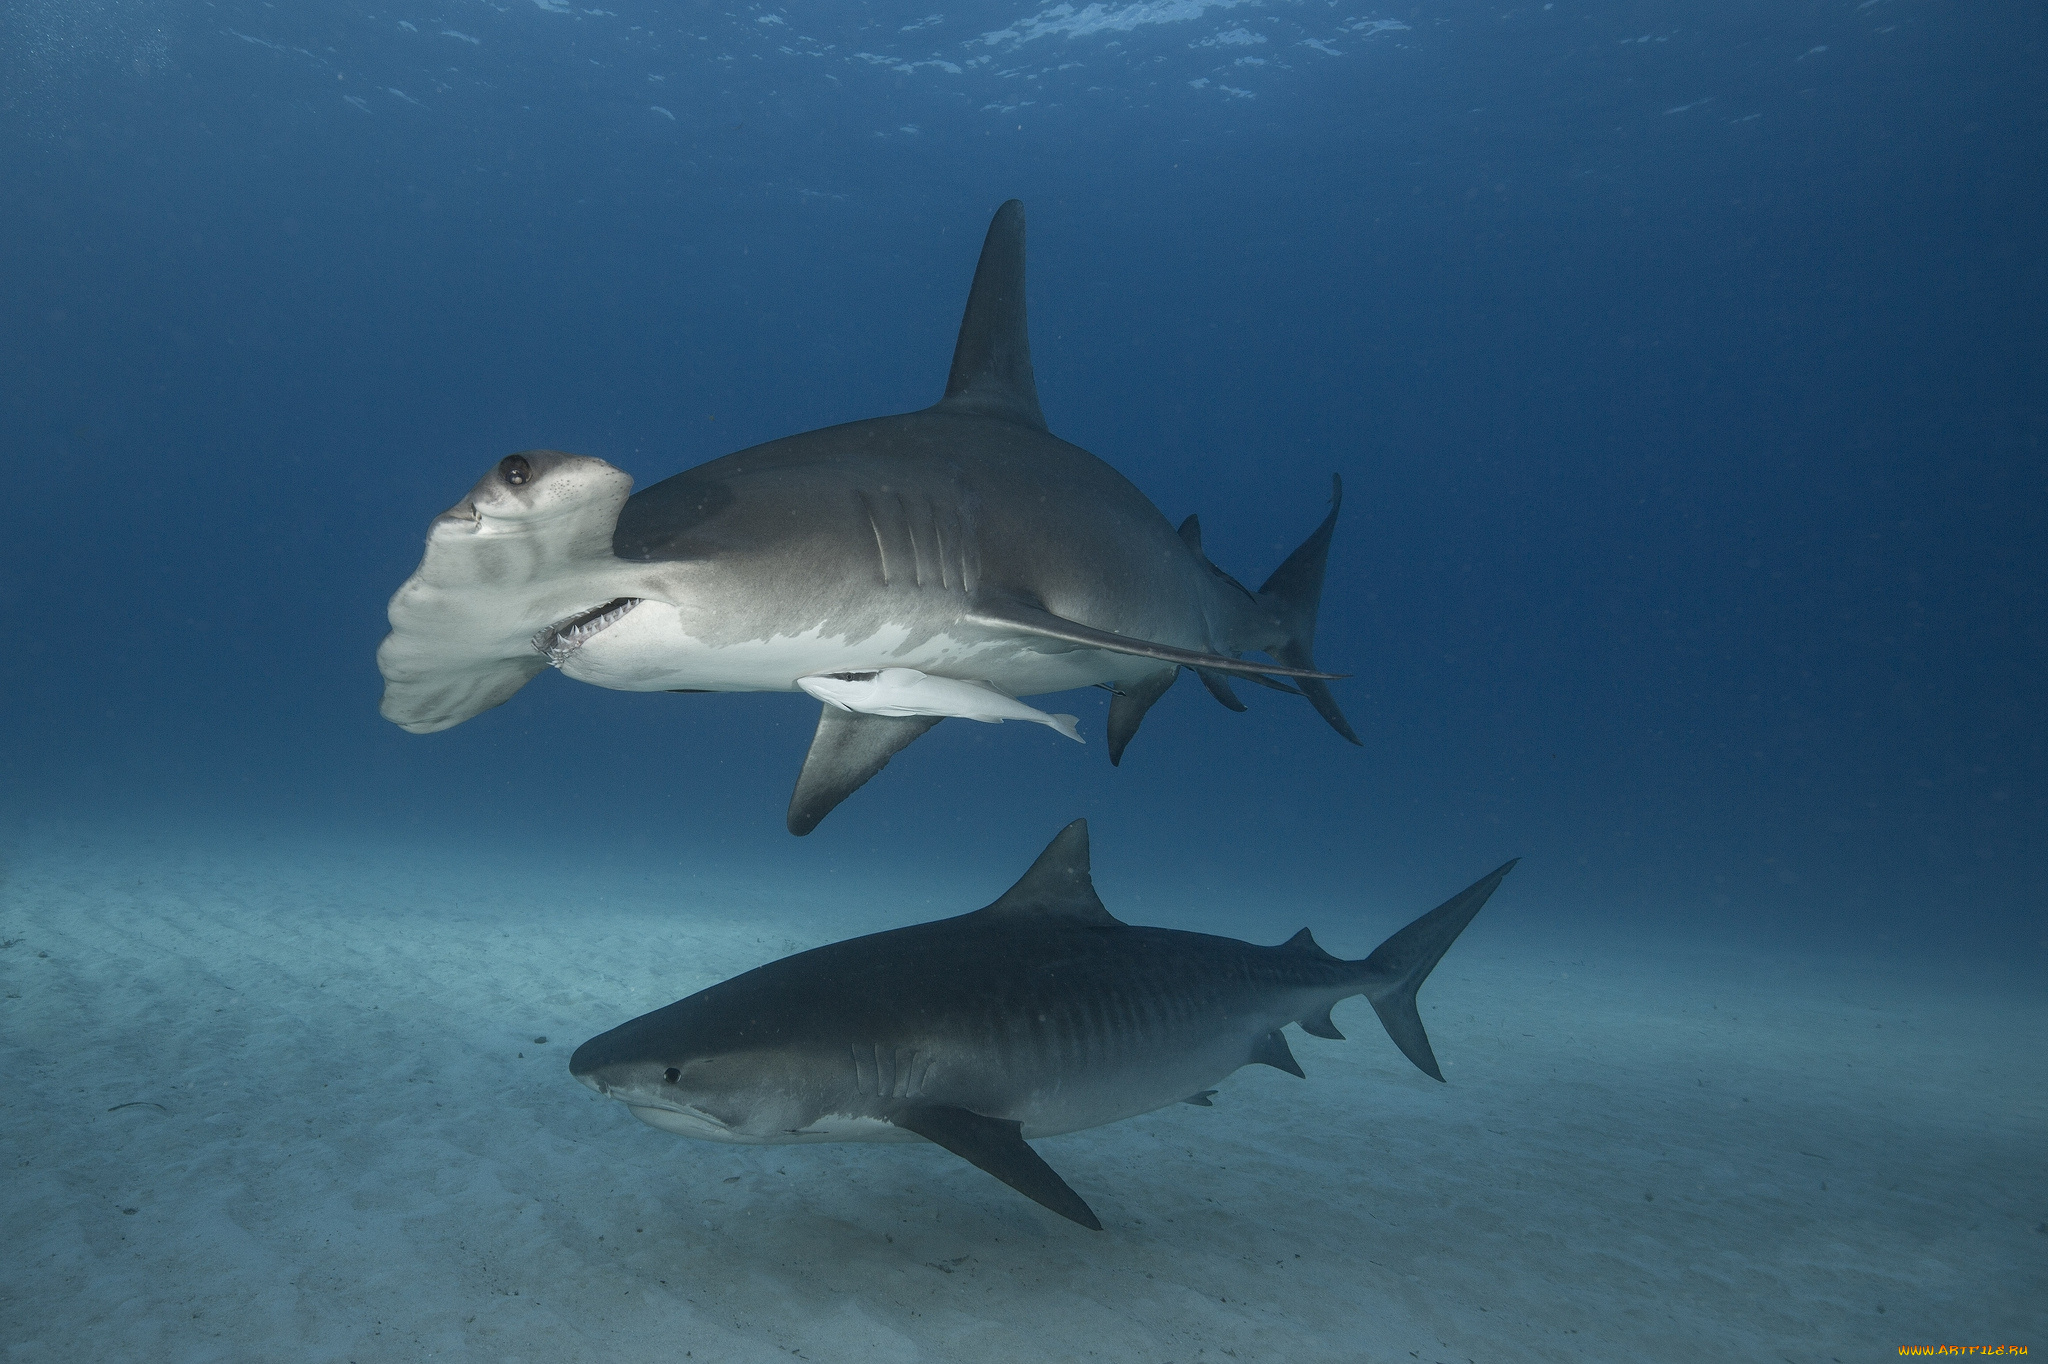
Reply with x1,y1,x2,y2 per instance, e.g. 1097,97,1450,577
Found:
796,669,1083,741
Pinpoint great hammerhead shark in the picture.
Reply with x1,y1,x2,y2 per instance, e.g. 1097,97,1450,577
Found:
377,201,1359,832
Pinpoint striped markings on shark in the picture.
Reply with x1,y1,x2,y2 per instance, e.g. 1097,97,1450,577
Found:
377,201,1358,834
571,821,1515,1230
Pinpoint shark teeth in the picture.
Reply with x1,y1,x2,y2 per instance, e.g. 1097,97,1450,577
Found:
532,597,642,666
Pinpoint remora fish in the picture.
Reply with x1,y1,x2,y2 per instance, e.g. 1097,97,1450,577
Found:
377,200,1359,834
796,667,1083,742
570,821,1514,1229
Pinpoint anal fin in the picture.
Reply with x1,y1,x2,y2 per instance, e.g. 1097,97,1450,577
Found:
1198,666,1301,707
1298,1007,1345,1041
787,705,943,836
893,1105,1101,1230
1193,667,1248,713
1237,672,1304,697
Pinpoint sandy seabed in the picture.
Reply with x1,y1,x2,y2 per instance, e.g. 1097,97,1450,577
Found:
3,817,2041,1364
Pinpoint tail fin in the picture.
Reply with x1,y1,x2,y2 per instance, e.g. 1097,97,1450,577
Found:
1257,475,1360,745
1360,860,1517,1081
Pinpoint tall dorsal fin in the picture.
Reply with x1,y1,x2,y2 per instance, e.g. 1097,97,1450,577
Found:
977,819,1122,925
937,200,1048,432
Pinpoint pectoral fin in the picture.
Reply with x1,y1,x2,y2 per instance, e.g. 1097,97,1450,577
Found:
787,706,943,836
966,598,1342,681
892,1105,1101,1231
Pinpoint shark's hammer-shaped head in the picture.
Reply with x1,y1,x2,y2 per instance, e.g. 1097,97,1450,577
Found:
377,449,640,734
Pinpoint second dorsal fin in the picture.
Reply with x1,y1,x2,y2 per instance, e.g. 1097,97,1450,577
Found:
1282,927,1342,961
937,200,1048,432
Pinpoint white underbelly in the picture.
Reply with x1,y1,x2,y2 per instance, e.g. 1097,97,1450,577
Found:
628,1105,919,1145
1011,1036,1258,1139
556,601,1159,697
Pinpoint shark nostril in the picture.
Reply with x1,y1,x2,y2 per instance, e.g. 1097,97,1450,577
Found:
664,1068,681,1084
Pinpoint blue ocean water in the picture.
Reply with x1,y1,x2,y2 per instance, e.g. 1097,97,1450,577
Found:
3,2,2041,1359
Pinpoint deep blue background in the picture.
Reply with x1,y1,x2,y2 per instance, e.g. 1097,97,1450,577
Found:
4,1,2042,955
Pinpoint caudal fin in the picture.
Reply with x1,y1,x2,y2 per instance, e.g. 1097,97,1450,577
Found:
1257,475,1360,745
1360,860,1517,1081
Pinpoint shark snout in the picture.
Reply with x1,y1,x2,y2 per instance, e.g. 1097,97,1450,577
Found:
568,1035,611,1087
573,1062,643,1105
570,1036,659,1103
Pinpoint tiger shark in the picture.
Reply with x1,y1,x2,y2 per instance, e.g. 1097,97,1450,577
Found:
377,201,1359,834
571,820,1514,1229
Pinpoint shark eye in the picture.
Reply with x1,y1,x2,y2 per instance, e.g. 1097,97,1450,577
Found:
663,1068,681,1084
499,454,532,487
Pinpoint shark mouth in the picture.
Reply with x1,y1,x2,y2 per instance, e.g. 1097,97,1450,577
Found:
533,597,642,666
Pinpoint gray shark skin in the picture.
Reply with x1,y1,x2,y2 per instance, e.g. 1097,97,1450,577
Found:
378,201,1360,834
570,821,1515,1230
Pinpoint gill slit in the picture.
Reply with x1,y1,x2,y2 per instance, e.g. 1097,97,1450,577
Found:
896,492,928,589
858,491,892,587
